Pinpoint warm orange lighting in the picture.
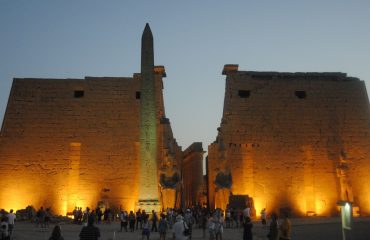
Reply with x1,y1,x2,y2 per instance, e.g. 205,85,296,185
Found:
0,188,29,212
315,199,324,215
61,200,68,216
214,189,229,210
161,189,176,210
253,197,266,218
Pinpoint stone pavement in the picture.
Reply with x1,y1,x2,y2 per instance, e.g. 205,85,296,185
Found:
10,217,370,240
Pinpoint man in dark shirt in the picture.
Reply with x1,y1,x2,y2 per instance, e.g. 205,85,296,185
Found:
79,216,101,240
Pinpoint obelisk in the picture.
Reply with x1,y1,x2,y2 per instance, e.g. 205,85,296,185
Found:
137,23,160,211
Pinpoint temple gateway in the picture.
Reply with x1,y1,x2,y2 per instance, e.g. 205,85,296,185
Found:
0,24,369,217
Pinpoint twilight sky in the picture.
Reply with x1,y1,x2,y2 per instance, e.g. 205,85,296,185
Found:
1,1,369,151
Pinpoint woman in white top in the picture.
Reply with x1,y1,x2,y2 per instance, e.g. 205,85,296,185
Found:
173,215,188,240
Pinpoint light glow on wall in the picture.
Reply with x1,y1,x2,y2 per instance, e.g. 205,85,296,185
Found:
1,188,29,212
253,197,266,217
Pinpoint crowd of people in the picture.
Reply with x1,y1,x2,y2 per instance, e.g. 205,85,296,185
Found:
73,205,291,240
0,205,292,240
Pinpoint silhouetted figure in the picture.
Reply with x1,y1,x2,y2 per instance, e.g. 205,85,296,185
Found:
45,208,51,228
142,218,150,240
260,208,267,226
119,210,128,232
0,218,9,240
267,213,278,240
95,207,102,224
49,225,64,240
173,215,188,240
279,215,291,240
184,209,195,240
36,206,45,227
79,216,100,240
243,217,253,240
129,211,136,232
7,209,16,237
151,210,158,232
136,209,142,230
73,207,78,224
158,213,169,240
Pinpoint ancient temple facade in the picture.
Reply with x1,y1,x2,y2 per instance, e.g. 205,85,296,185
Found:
1,25,370,217
0,24,189,214
208,65,370,216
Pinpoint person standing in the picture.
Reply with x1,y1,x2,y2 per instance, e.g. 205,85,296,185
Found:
243,206,251,221
77,208,83,224
279,215,291,240
173,215,188,240
267,213,279,240
45,208,51,228
83,208,90,226
225,208,231,228
36,206,45,227
260,209,267,226
129,211,136,232
73,207,79,224
184,209,194,240
213,211,222,240
79,216,100,240
95,207,102,224
167,209,175,229
151,210,158,232
243,217,253,240
0,217,8,240
201,212,208,238
142,218,150,240
207,213,216,240
119,210,128,232
7,209,16,238
158,213,169,240
136,209,142,230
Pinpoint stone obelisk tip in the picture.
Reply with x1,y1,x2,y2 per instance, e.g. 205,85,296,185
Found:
141,23,154,72
142,23,153,39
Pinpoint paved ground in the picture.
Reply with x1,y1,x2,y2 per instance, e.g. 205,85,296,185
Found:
10,217,370,240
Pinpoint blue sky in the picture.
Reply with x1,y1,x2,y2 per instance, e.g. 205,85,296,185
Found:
1,0,369,150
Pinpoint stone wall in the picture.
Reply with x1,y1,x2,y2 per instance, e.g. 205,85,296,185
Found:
183,142,205,207
0,73,182,214
155,67,183,209
208,66,370,216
